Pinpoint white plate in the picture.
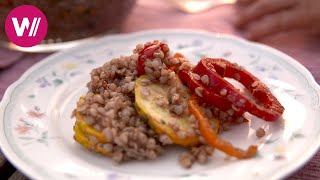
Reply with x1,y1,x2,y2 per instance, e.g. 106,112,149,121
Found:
1,30,320,180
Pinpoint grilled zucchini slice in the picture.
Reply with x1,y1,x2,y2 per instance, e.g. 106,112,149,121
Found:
135,75,199,146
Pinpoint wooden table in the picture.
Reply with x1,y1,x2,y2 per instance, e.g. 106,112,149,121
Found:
1,0,319,179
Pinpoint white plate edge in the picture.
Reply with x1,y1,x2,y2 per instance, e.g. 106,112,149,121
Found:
0,29,320,180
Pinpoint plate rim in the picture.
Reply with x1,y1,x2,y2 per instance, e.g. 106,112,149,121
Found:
1,29,320,180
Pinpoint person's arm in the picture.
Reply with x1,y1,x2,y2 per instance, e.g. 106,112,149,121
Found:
235,0,320,40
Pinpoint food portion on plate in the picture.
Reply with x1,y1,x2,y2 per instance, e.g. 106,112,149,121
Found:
71,40,284,168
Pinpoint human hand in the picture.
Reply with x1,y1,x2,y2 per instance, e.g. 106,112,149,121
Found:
235,0,320,40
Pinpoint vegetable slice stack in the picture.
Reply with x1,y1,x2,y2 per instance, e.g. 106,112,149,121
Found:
73,97,112,155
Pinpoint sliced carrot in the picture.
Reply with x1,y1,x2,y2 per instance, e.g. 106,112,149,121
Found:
174,52,185,59
188,95,257,159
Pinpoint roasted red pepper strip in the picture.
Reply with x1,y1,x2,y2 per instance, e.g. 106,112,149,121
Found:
137,42,167,76
188,95,257,159
178,69,245,120
193,58,284,121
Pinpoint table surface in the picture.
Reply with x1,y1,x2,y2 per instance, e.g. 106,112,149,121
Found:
1,0,320,179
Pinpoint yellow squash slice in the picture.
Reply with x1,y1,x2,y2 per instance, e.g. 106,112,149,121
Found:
135,75,199,146
73,98,111,155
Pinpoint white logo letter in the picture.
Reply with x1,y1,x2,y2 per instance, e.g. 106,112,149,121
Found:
12,17,41,37
12,17,30,37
